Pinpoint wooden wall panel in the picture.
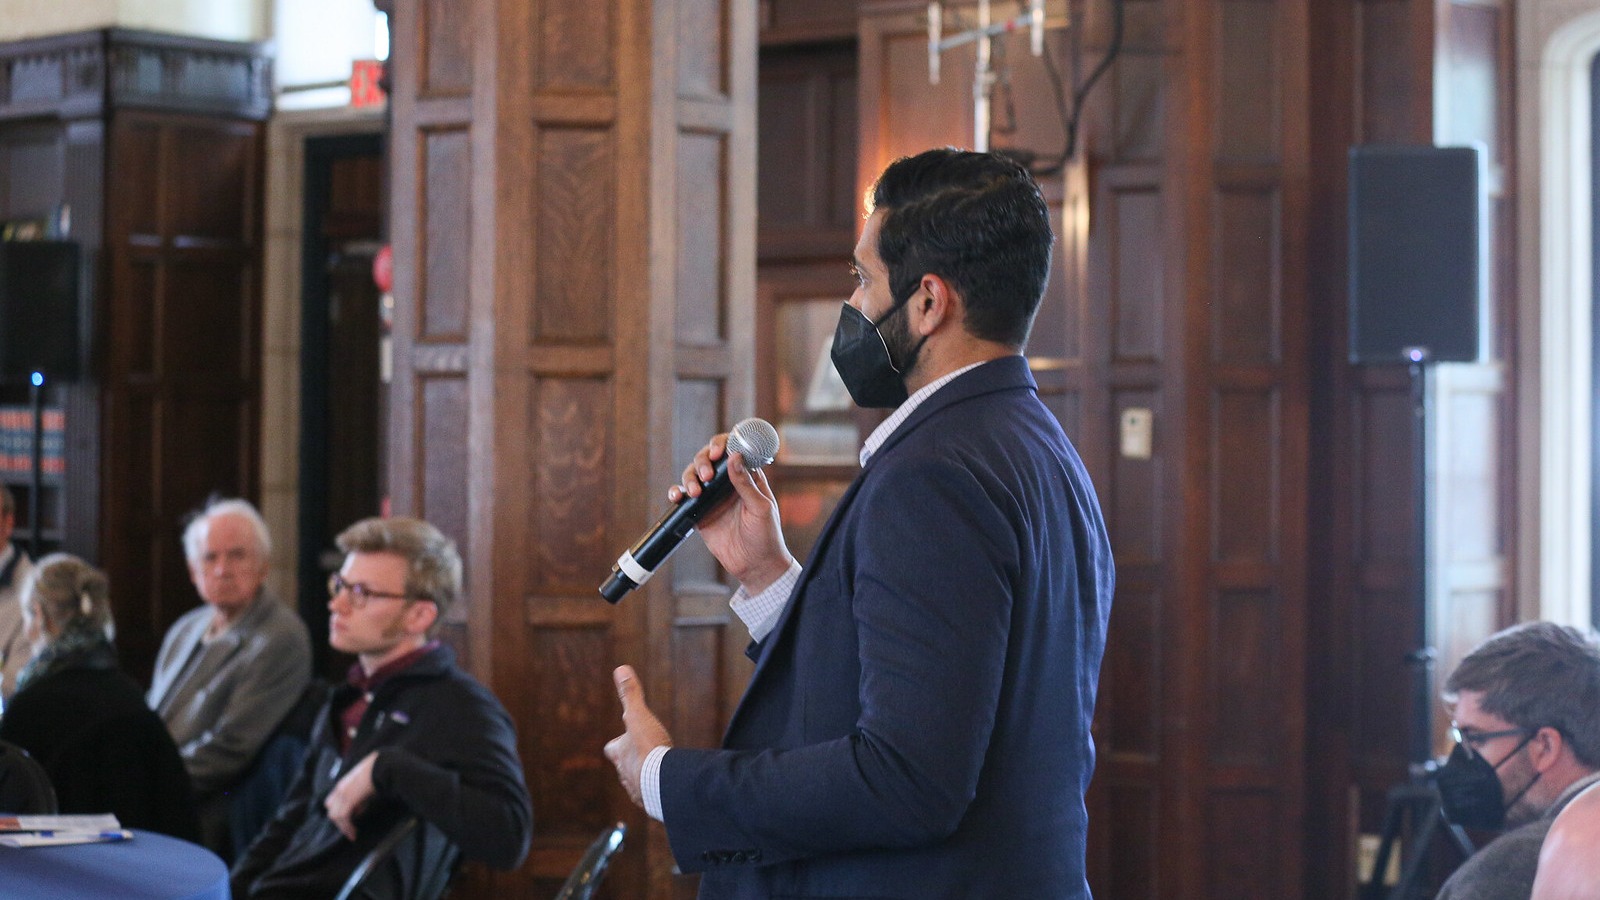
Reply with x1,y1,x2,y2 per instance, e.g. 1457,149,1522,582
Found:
1353,585,1415,752
113,261,158,373
418,375,470,597
421,0,472,96
1357,383,1415,562
538,1,614,90
1206,791,1281,897
752,45,857,246
170,126,254,238
528,376,612,593
1112,47,1164,162
1212,188,1280,364
1210,589,1280,766
676,132,727,345
1217,1,1279,159
165,261,253,376
1110,187,1164,361
1303,0,1517,884
757,43,858,259
524,624,618,832
1213,390,1278,564
1358,0,1432,141
670,623,729,747
858,11,969,171
533,128,614,344
419,128,470,340
119,125,161,234
759,0,858,44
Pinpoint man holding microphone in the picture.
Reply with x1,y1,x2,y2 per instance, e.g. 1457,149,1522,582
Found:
606,148,1115,899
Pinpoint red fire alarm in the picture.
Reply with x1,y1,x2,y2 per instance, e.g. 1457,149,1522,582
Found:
372,244,393,293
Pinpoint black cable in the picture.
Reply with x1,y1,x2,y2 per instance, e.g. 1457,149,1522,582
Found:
1031,0,1125,177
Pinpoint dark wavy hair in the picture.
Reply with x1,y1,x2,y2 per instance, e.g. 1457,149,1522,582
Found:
870,148,1054,348
1445,621,1600,767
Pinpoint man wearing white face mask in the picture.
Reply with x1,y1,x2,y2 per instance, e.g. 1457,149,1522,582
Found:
1434,622,1600,900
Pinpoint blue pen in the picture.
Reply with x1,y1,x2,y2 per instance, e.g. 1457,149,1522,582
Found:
34,830,132,840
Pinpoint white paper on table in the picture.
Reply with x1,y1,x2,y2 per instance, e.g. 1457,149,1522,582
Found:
0,814,121,832
0,829,133,848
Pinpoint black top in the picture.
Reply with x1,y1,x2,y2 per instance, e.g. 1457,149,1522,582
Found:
231,643,532,899
0,655,200,841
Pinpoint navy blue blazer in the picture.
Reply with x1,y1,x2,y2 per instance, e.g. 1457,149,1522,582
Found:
660,356,1115,899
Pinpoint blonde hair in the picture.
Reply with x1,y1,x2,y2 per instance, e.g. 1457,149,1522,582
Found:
22,553,115,641
336,517,461,631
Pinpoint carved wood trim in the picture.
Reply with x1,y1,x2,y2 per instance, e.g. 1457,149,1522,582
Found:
0,29,270,122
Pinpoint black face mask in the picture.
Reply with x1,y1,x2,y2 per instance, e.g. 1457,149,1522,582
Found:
1435,734,1539,830
829,298,926,409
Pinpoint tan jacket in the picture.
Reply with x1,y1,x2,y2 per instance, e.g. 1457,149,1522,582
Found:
0,545,34,700
146,590,311,795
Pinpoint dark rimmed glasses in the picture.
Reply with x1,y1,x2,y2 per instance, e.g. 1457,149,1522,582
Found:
327,573,414,609
1450,724,1531,760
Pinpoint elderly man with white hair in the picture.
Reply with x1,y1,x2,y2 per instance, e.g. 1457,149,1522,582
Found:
148,496,311,857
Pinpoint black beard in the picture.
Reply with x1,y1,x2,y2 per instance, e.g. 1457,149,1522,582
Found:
880,300,919,376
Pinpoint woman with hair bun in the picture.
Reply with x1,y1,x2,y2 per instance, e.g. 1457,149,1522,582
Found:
0,554,200,841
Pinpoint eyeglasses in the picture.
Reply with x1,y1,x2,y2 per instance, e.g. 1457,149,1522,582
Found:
327,573,413,609
1450,724,1531,760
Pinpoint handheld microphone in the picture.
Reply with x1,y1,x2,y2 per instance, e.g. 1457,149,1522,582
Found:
599,418,780,603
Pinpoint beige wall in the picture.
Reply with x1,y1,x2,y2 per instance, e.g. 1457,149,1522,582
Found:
0,0,268,42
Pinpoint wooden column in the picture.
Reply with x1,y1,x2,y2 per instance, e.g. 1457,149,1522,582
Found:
386,0,755,895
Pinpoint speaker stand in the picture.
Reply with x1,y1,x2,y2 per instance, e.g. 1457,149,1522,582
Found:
1404,354,1437,765
27,372,44,557
1360,777,1475,900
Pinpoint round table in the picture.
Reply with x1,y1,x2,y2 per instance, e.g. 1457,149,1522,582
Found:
0,828,228,899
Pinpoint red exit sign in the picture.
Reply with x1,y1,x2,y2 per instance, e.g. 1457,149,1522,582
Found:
350,59,387,108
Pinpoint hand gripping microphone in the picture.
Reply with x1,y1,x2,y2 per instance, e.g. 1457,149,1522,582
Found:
599,418,780,603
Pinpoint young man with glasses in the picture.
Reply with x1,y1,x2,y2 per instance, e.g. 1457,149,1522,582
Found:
231,516,532,898
1434,621,1600,900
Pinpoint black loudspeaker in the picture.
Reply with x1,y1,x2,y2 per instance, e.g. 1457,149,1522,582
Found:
1348,145,1483,364
0,240,82,381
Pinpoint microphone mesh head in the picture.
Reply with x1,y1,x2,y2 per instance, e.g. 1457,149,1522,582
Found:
726,418,780,469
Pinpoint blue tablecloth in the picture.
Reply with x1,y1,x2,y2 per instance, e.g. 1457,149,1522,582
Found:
0,828,228,899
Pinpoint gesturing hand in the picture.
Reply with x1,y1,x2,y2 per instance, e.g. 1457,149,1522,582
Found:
603,665,672,809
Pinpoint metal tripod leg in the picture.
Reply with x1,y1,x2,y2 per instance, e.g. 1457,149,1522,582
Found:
1361,782,1475,900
